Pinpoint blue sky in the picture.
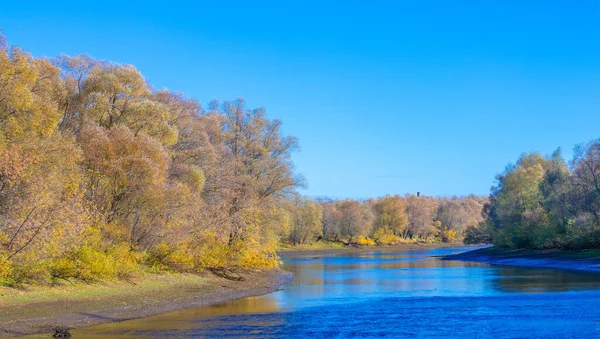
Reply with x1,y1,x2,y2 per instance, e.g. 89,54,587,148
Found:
1,1,599,198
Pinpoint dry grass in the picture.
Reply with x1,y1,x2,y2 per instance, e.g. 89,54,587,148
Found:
0,273,206,307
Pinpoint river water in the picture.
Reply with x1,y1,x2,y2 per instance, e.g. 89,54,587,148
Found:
73,246,600,338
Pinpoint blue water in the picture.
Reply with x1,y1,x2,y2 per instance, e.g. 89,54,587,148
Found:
73,247,600,338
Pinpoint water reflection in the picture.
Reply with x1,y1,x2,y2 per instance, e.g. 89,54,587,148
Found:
69,246,600,338
493,266,600,293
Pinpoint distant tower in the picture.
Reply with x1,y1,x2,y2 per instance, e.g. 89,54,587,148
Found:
417,192,420,197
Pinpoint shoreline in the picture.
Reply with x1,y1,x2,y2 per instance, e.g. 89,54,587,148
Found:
1,244,478,337
443,246,600,273
0,269,292,338
278,242,470,256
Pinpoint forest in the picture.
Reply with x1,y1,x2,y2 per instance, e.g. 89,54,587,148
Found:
466,143,600,250
0,35,488,286
287,194,486,246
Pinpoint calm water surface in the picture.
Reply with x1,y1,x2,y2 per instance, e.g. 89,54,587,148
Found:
73,247,600,338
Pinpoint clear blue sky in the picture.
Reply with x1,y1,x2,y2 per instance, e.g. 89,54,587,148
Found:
2,1,599,199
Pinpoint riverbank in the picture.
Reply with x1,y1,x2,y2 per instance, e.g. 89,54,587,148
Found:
279,241,469,256
0,269,292,337
443,247,600,272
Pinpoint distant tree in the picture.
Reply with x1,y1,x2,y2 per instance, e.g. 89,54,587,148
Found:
332,200,372,241
372,195,409,237
287,197,323,245
405,194,438,240
321,202,343,241
436,196,485,241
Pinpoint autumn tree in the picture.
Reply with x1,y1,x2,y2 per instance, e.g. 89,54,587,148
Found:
405,194,439,240
370,195,408,244
321,200,344,241
287,197,323,245
0,34,310,283
570,141,600,229
436,196,486,242
335,200,372,241
0,39,90,282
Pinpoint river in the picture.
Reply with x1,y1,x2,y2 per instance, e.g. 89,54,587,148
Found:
71,246,600,338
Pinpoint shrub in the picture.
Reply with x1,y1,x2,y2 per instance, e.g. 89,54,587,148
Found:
441,229,457,243
48,227,142,282
0,252,14,284
144,242,196,272
354,236,376,246
372,228,404,245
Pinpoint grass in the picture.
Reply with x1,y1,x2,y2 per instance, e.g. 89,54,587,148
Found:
0,273,206,307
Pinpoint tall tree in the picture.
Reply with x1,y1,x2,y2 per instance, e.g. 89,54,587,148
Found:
372,195,409,236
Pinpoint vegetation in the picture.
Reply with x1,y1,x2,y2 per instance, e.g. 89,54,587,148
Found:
466,140,600,249
0,35,487,286
0,35,301,285
285,195,486,246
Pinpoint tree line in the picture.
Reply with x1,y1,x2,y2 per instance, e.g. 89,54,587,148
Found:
0,36,306,284
284,194,487,246
0,35,485,285
466,140,600,249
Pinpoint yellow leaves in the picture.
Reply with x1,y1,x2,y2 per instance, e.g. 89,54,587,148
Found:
68,245,138,281
354,236,376,246
81,63,156,130
372,228,404,245
125,100,179,145
238,246,279,269
46,226,142,282
96,222,130,244
145,242,196,272
0,253,13,279
78,124,170,223
373,195,409,236
0,45,63,141
1,35,307,285
442,228,457,243
170,164,206,194
186,166,206,192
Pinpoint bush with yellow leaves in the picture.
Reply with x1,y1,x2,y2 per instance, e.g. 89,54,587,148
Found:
353,236,376,246
49,228,142,282
441,228,458,243
144,242,196,272
372,228,405,245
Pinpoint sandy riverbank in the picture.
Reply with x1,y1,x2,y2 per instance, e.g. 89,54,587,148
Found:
0,269,292,337
443,247,600,272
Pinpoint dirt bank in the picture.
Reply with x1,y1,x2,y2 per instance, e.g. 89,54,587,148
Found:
443,247,600,272
0,269,292,337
